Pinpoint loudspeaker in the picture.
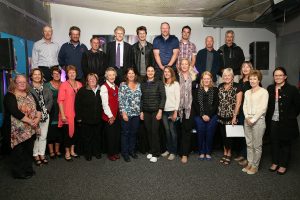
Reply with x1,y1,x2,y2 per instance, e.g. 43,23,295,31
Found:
249,41,269,70
0,38,15,70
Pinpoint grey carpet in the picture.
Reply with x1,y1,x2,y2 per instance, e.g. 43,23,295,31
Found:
0,142,300,200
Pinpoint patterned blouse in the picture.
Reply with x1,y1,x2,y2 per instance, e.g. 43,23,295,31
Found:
217,82,242,124
10,93,41,148
118,82,142,117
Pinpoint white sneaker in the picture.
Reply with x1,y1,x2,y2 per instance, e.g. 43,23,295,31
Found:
146,154,152,159
150,157,158,163
161,151,169,157
168,154,175,160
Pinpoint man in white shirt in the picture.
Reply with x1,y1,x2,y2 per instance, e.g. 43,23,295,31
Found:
32,25,60,82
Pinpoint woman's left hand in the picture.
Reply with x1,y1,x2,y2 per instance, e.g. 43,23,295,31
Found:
156,110,162,120
231,116,237,125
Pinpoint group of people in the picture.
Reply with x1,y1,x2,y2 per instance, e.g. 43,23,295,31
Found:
2,22,299,180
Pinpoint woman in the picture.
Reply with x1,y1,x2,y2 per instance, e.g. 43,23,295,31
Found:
266,67,300,175
118,68,142,162
58,65,82,161
235,61,253,166
161,67,180,161
3,75,41,179
75,73,102,161
45,66,62,159
29,68,53,165
242,70,268,175
218,68,243,165
178,58,194,164
140,66,166,163
194,71,218,161
100,67,121,161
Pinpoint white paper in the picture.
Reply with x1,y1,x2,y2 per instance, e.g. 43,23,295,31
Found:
225,125,245,137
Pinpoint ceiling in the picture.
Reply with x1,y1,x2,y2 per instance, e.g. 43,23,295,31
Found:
42,0,272,21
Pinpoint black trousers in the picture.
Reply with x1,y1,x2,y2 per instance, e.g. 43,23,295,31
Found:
81,123,102,157
143,111,161,157
62,124,76,148
11,136,34,178
219,123,233,149
270,121,292,168
180,114,193,156
38,66,52,82
104,118,121,156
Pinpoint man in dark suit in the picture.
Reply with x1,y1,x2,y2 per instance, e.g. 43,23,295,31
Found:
105,26,133,85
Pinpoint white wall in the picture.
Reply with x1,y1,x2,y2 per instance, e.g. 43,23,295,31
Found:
51,4,276,86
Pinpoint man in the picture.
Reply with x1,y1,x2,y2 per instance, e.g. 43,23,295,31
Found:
132,26,155,79
177,26,197,69
195,36,222,82
105,26,133,85
218,30,245,82
153,22,179,77
81,36,107,84
32,25,60,82
58,26,88,80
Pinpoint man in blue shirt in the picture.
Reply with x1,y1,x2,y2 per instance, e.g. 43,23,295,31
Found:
153,22,179,77
58,26,88,80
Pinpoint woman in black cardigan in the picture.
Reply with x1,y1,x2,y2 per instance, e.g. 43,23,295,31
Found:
75,73,102,161
140,66,166,163
266,67,300,175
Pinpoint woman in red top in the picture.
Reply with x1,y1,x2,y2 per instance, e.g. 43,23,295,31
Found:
58,65,82,161
100,67,120,161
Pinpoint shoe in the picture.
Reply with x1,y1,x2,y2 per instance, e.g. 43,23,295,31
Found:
64,156,73,162
14,174,33,179
95,154,102,159
168,154,175,161
181,156,188,164
55,152,62,158
205,154,212,161
146,154,153,159
234,156,244,162
161,151,169,157
277,167,287,175
85,156,92,161
269,164,279,172
34,158,42,166
114,154,120,159
150,157,158,163
123,155,131,162
238,159,248,167
223,156,231,165
198,154,205,161
49,152,56,159
247,166,258,175
129,153,138,159
71,153,80,159
40,157,48,165
219,155,227,163
108,155,117,161
242,165,251,173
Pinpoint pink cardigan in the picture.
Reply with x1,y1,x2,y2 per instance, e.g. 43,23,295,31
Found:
57,81,82,137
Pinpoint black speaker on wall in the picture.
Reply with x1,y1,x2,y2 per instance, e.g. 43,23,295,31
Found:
249,41,269,70
0,38,15,70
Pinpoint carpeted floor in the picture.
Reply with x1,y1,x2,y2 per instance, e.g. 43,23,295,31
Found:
0,141,300,200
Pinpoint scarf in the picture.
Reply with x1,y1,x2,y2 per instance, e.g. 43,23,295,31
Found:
34,85,48,123
179,73,193,119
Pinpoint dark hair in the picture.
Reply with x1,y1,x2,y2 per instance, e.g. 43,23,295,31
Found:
50,66,61,75
273,66,287,76
90,36,100,43
136,26,147,35
124,67,138,83
29,68,44,83
69,26,81,36
182,25,191,32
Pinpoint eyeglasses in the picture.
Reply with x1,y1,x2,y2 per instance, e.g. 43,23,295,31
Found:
274,75,285,77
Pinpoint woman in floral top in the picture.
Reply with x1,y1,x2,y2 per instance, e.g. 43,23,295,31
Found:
118,67,142,162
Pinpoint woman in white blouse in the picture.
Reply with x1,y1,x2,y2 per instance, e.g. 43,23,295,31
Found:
242,70,268,175
161,67,180,160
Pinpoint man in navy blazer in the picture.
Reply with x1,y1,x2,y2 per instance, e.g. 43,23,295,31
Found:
105,26,133,85
195,36,222,82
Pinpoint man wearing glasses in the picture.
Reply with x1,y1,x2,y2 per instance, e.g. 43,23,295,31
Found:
132,26,155,79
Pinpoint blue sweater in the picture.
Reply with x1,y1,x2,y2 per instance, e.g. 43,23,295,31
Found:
58,42,88,79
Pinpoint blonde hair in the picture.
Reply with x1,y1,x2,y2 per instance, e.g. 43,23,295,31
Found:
222,68,234,79
200,71,214,88
179,58,197,81
8,74,30,94
104,67,117,79
114,26,125,34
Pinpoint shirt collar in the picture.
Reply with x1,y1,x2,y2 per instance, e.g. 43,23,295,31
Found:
106,80,115,88
42,38,54,44
68,41,81,46
180,39,190,45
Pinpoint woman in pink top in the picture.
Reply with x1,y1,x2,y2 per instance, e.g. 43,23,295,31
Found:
58,65,82,161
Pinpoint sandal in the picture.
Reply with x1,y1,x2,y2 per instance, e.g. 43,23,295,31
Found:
220,155,227,163
55,152,62,158
34,157,42,166
40,156,48,164
49,152,56,159
71,153,80,158
64,155,73,162
223,156,231,165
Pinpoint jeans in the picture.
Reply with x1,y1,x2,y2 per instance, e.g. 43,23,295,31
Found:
162,111,177,154
121,116,140,156
194,115,218,154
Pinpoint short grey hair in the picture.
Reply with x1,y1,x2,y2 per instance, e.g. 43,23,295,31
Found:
104,67,117,79
222,68,234,78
